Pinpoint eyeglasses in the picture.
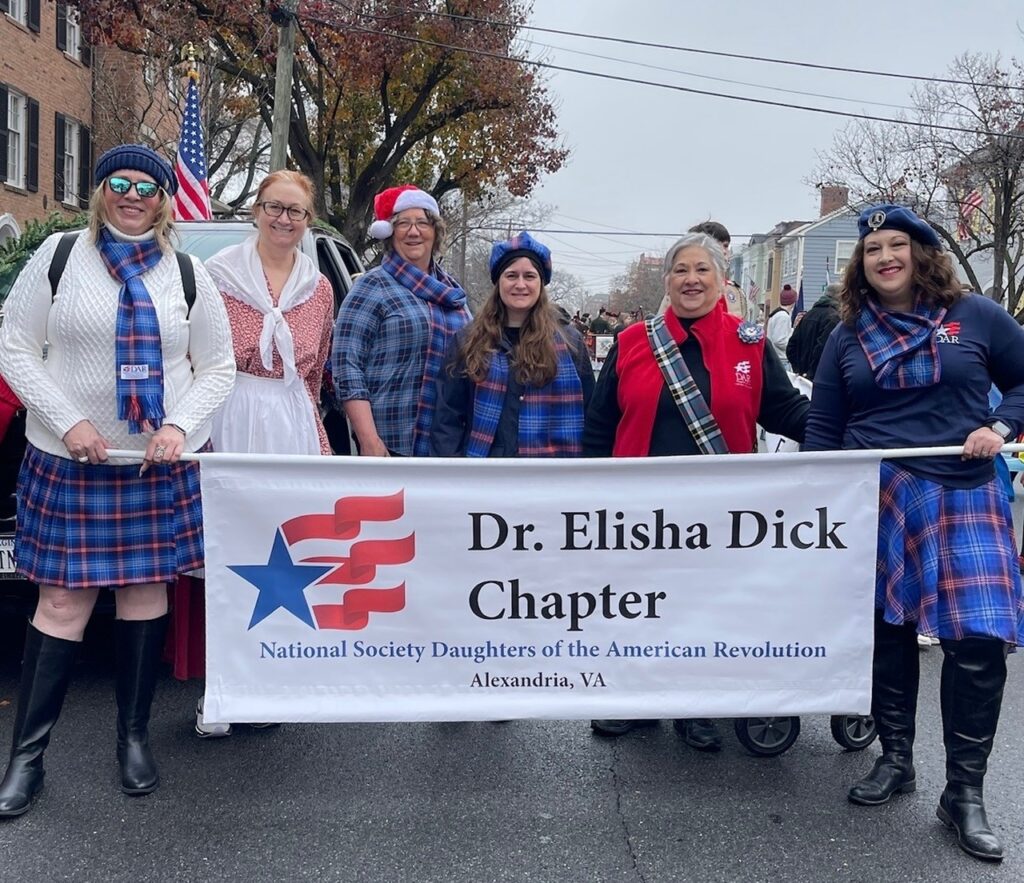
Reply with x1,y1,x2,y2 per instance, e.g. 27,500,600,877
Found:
393,218,434,233
257,200,311,222
106,176,161,199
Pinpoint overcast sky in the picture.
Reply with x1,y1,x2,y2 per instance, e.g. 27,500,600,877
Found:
523,0,1024,298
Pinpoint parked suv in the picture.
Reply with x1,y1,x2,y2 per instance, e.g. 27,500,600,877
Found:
173,219,365,315
0,219,366,601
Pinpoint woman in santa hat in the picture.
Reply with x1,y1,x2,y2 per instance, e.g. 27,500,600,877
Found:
333,185,470,456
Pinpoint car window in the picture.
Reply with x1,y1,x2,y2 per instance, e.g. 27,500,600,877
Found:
173,227,255,262
316,238,352,314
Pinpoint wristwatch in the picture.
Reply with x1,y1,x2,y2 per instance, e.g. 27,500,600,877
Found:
986,419,1014,441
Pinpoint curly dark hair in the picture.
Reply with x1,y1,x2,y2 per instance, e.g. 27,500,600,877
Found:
458,283,566,386
839,237,963,325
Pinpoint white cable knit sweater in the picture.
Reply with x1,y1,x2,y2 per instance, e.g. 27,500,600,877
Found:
0,229,236,463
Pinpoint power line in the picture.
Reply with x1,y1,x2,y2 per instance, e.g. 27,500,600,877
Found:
528,38,940,118
324,0,1024,93
304,10,1024,141
471,226,864,240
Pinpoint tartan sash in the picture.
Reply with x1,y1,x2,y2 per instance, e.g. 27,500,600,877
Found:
856,298,946,390
465,333,583,458
645,314,728,455
97,228,166,434
382,253,469,456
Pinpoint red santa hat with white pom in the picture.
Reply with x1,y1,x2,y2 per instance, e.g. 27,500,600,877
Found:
369,184,441,240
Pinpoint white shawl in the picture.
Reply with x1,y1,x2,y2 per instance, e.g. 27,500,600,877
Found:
205,234,321,386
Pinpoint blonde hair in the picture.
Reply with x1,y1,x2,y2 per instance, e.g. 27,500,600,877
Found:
87,182,175,253
255,169,316,218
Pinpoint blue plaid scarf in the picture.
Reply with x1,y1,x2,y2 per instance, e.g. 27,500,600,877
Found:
382,252,469,455
465,332,583,458
856,298,947,390
97,228,166,433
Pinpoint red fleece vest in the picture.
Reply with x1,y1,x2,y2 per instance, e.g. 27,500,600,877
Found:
612,307,764,456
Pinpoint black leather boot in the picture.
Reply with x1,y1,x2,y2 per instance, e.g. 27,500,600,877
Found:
935,638,1007,862
848,613,919,806
0,622,79,817
115,615,168,795
672,718,722,752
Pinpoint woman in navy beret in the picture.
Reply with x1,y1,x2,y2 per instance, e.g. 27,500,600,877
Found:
804,203,1024,862
0,144,235,816
430,231,593,458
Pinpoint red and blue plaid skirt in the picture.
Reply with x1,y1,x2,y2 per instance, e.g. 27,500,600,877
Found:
16,443,204,590
877,460,1024,645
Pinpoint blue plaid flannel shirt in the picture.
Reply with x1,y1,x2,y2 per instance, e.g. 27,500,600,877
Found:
332,266,434,455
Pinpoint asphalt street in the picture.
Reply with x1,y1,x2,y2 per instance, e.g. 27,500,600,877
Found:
0,614,1021,883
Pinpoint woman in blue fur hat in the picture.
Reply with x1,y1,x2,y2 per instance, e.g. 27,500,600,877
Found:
430,231,594,457
805,203,1024,862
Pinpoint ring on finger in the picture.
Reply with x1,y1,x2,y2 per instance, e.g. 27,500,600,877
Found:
154,445,167,461
77,455,89,464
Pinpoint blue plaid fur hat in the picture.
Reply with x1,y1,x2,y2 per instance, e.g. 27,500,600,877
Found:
858,204,941,249
489,231,553,285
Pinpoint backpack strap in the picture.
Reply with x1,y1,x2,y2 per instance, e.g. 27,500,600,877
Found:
48,231,81,300
48,231,197,318
175,251,196,317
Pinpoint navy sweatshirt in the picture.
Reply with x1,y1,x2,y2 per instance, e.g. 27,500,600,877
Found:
803,294,1024,487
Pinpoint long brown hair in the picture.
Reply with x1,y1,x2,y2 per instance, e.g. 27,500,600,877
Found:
840,237,962,324
459,283,565,386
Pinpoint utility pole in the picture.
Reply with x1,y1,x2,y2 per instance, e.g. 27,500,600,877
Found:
269,0,298,171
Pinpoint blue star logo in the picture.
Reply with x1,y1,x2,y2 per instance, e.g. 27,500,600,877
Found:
229,530,332,630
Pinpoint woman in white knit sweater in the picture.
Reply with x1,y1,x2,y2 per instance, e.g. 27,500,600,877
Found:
0,144,235,817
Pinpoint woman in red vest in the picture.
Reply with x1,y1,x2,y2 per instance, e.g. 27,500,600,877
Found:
583,232,809,747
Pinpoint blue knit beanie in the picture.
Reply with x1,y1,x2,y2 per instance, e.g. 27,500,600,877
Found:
94,144,177,196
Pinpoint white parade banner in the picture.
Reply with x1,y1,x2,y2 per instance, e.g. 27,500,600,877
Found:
199,452,881,722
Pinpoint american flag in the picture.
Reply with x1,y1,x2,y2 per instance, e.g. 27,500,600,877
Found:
957,189,983,241
747,277,761,303
172,74,212,221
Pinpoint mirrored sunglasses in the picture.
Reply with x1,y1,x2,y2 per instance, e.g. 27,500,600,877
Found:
107,176,161,199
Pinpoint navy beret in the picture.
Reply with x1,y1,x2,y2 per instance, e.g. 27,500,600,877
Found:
94,144,177,196
489,231,553,285
857,203,940,249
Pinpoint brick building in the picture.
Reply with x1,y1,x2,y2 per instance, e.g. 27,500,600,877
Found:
1,1,179,243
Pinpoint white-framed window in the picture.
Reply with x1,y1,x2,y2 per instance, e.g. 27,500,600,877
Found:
64,7,82,61
782,242,798,277
5,0,26,26
63,119,80,206
835,240,857,276
6,89,27,189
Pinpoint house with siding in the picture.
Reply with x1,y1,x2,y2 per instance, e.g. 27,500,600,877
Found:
778,198,860,313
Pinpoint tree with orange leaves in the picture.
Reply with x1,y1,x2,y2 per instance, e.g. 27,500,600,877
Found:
74,0,567,251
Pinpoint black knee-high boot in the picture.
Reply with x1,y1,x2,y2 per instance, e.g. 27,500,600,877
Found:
936,637,1008,862
115,615,168,795
0,622,79,817
848,612,919,806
